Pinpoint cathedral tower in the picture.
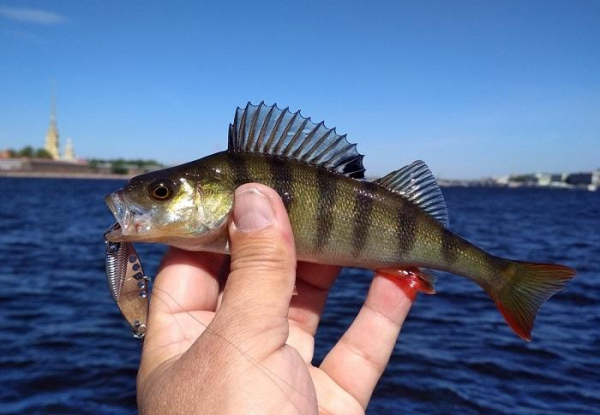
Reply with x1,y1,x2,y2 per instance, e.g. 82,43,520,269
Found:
64,138,76,161
44,85,60,160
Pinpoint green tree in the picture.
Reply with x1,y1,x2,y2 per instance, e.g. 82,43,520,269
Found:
111,160,128,175
89,159,99,172
18,146,34,158
35,148,52,159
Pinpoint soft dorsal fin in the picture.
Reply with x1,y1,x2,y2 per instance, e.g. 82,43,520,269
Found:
375,160,449,226
228,102,365,178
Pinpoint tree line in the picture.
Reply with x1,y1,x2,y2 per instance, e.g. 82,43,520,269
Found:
7,146,53,159
88,158,163,174
5,148,163,174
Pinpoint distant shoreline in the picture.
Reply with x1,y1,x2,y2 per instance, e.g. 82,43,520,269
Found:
0,171,131,180
0,171,596,191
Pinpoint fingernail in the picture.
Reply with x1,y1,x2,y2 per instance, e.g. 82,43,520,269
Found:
233,187,274,232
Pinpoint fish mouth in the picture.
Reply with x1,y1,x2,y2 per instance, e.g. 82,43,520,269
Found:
104,191,131,242
104,191,154,242
104,221,123,242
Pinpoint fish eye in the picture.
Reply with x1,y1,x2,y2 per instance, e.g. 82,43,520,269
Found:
148,179,175,201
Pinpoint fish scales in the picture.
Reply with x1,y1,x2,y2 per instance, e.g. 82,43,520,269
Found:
104,102,575,341
200,151,522,284
204,152,454,271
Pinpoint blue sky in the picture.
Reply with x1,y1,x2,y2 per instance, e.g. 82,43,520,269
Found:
1,0,598,178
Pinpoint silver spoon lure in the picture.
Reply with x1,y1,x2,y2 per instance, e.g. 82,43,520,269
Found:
105,222,150,339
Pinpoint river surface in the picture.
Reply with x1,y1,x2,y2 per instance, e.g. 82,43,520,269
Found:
1,178,599,414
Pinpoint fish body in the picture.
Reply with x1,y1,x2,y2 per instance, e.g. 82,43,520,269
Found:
181,152,472,272
105,102,575,341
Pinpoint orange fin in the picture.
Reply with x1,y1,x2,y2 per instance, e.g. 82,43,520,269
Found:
489,260,575,341
378,267,437,294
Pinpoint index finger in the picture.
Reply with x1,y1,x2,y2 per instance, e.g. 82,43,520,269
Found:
151,247,226,316
141,248,226,366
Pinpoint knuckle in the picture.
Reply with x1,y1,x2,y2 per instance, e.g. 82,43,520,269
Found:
231,234,294,272
340,335,387,374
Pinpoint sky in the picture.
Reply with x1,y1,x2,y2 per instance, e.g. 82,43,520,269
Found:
0,0,598,179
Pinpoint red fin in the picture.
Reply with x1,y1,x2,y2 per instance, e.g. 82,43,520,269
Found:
378,267,437,295
489,261,576,341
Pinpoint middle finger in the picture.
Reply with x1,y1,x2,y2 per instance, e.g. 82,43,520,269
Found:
288,262,341,336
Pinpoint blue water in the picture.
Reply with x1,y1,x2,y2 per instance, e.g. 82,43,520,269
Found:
1,178,599,414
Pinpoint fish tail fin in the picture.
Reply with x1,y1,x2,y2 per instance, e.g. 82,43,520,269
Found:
489,260,575,341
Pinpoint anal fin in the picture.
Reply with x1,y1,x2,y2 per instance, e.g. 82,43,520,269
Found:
378,267,437,295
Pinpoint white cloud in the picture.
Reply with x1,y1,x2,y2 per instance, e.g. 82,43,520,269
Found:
0,6,68,25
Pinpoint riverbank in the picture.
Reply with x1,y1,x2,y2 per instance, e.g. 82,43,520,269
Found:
2,171,597,190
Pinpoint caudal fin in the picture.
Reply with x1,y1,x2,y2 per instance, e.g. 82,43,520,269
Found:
490,260,575,341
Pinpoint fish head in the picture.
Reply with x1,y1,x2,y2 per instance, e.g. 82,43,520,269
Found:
104,165,233,244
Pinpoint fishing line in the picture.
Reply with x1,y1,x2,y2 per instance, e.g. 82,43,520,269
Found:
150,285,318,413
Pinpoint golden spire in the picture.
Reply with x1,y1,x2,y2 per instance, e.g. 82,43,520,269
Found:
44,81,60,160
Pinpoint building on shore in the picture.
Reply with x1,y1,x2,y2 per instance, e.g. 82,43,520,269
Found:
497,170,600,191
63,138,76,162
45,113,60,160
593,171,600,188
0,84,94,177
44,86,60,160
435,169,599,192
0,158,90,174
535,173,564,186
43,84,77,162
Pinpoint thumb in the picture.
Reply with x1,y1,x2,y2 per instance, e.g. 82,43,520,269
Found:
212,183,296,350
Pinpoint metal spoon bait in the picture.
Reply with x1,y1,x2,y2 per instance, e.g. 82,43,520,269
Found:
105,222,150,339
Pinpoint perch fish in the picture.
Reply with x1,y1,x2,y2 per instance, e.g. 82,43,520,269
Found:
104,102,575,341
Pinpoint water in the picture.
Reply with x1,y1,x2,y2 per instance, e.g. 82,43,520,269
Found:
1,178,599,414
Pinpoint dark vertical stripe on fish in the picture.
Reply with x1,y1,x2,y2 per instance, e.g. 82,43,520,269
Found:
352,182,377,257
228,152,251,185
441,229,459,265
315,167,337,250
268,156,294,210
396,202,416,258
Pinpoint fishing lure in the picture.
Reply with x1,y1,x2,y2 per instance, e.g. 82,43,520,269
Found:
105,222,150,338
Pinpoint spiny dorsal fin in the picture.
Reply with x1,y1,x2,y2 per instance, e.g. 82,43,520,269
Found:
375,160,449,226
228,102,365,178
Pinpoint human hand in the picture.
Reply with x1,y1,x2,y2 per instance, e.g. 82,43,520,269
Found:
136,183,416,414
